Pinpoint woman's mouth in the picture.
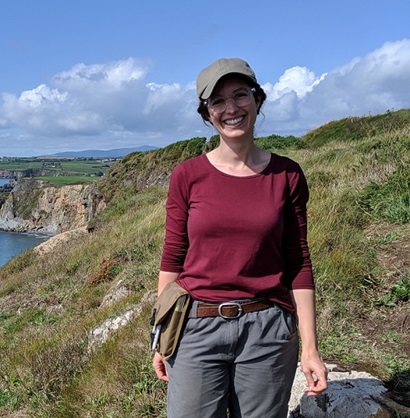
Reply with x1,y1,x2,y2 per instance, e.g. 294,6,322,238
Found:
224,116,245,126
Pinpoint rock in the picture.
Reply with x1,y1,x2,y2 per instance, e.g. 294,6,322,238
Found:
88,308,136,353
34,226,88,255
87,291,156,353
288,364,395,418
100,280,132,308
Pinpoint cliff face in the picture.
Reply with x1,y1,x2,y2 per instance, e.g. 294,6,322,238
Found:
0,170,25,179
0,179,106,234
0,168,62,179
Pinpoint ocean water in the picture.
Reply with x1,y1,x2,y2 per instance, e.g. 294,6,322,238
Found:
0,178,49,267
0,231,49,268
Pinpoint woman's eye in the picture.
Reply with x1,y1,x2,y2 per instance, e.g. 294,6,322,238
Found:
211,98,225,106
234,91,248,99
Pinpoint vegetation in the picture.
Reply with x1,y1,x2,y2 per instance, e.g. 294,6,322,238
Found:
37,176,99,186
0,158,114,182
0,110,409,416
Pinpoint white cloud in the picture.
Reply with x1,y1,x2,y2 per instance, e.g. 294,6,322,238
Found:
144,82,183,114
259,39,410,136
263,66,327,101
53,58,148,90
1,39,409,156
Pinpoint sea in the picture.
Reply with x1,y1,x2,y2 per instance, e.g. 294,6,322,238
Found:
0,178,49,267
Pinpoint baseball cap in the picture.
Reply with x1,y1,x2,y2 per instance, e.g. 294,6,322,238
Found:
196,58,257,100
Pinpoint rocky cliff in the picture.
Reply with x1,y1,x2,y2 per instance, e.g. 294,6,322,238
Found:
0,178,106,234
0,168,61,179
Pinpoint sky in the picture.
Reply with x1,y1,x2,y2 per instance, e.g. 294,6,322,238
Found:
0,0,409,157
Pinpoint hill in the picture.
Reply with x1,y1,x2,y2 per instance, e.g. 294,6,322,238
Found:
49,145,158,158
0,110,409,416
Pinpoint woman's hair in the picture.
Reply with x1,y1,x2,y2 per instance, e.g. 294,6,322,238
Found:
197,74,267,123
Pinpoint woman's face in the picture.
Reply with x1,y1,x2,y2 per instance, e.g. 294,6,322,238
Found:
207,76,259,142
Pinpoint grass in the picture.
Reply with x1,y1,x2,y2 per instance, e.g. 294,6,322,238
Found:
0,109,409,416
37,175,99,185
0,159,113,188
377,273,410,307
0,159,112,174
358,167,410,224
0,160,44,170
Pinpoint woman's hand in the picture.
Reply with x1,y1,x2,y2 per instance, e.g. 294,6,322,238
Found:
300,350,328,396
153,351,169,382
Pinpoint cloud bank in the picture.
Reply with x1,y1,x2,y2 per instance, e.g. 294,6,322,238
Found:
1,39,409,156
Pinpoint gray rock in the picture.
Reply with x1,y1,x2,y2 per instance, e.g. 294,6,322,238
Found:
288,364,394,418
87,291,156,353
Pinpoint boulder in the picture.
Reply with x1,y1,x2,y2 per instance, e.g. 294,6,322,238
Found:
288,364,398,418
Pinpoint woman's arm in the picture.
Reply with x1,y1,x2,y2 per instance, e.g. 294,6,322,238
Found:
154,163,190,381
290,288,328,396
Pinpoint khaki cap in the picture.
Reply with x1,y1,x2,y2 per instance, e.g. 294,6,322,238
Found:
196,58,257,100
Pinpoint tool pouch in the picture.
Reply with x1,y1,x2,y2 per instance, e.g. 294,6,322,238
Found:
150,281,190,360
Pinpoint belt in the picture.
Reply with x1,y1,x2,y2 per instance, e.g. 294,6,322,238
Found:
189,300,272,319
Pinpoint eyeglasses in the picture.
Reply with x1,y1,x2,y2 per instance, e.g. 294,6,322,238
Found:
205,87,256,114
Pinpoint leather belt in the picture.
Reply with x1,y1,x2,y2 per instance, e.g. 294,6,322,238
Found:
189,300,272,319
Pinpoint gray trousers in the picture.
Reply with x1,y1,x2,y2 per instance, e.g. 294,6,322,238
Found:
166,301,299,418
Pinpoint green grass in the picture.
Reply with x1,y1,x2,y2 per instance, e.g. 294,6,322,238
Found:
377,272,410,307
0,109,409,416
0,160,44,170
0,158,113,181
37,176,99,185
59,161,112,174
358,166,410,224
302,109,410,148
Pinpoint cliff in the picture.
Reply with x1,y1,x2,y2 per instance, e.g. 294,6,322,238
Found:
0,168,63,179
0,138,207,234
0,178,106,234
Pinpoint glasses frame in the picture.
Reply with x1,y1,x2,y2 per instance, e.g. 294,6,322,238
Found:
204,87,257,114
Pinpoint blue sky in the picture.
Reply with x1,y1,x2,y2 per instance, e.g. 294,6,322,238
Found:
1,0,409,156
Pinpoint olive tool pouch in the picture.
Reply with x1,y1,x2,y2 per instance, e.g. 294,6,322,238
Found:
150,281,190,360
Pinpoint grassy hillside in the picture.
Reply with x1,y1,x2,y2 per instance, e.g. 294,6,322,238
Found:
0,110,409,417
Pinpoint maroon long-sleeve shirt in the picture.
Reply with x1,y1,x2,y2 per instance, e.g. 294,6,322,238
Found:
160,153,314,313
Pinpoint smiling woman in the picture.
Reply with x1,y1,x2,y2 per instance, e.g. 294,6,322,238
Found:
152,58,328,418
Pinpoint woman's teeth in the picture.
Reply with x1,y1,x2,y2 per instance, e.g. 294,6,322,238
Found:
225,116,244,125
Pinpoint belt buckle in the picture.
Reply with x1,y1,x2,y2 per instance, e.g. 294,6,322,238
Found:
218,302,243,319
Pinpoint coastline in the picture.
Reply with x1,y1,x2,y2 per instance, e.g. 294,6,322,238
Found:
0,229,51,268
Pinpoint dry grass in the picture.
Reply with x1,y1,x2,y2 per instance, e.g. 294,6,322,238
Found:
1,110,409,415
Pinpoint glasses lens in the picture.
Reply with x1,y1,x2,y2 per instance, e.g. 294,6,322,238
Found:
207,88,253,113
208,97,226,113
233,90,252,106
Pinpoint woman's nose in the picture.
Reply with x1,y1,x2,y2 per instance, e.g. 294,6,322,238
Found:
224,97,239,112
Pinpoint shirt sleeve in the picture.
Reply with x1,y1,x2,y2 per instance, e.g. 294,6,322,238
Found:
159,164,190,272
282,163,315,290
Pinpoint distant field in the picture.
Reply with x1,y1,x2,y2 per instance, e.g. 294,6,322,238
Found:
0,160,44,170
58,161,112,174
0,158,113,177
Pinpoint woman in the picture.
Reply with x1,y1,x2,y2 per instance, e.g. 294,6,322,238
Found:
153,58,328,418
